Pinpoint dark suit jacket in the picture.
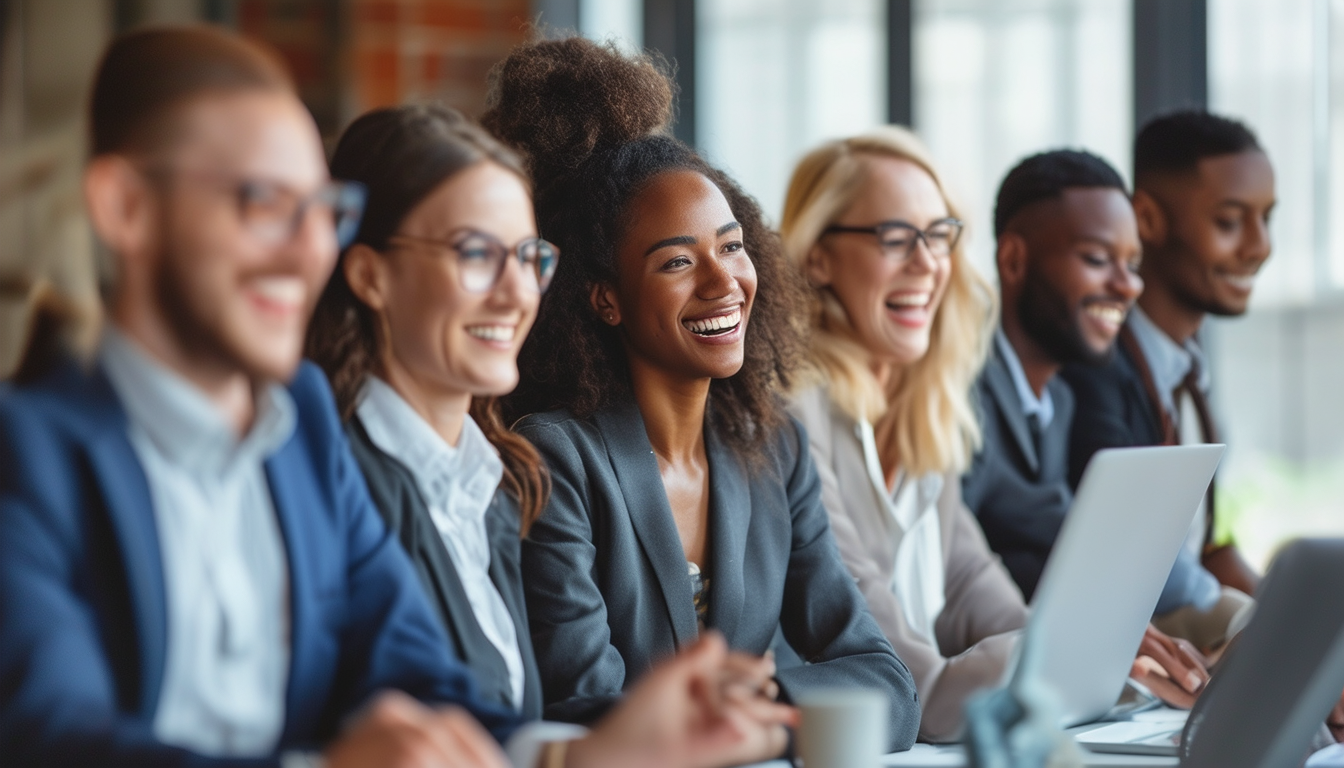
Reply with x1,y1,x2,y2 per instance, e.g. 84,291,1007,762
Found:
516,398,920,751
961,339,1076,601
0,360,521,767
1060,337,1221,614
1058,341,1162,489
346,417,543,720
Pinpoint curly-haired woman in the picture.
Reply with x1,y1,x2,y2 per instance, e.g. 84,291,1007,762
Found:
482,37,919,754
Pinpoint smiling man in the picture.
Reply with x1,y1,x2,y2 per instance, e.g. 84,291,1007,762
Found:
961,149,1142,601
1061,111,1273,652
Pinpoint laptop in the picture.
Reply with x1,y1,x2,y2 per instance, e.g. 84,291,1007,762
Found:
1008,444,1226,728
1078,538,1344,765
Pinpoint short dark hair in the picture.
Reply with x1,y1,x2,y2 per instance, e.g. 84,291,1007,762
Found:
1134,110,1262,181
994,149,1127,238
90,25,292,157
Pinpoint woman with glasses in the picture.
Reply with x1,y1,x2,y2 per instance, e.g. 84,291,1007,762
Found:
780,127,1028,742
482,37,920,756
306,104,559,718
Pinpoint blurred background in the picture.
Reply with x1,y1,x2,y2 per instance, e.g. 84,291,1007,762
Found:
2,0,1341,566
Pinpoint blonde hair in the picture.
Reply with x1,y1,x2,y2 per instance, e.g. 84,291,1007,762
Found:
781,125,996,476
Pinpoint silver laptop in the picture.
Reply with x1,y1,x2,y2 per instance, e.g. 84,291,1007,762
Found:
1009,444,1225,729
1079,538,1344,765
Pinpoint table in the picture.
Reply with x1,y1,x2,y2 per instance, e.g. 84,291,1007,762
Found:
744,743,1175,768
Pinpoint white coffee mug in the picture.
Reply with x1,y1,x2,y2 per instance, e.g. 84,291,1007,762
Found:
797,687,887,768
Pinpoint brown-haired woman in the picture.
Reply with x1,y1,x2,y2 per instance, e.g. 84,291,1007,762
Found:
307,103,556,718
483,37,920,754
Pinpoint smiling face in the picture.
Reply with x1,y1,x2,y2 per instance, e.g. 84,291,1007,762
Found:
147,90,335,383
354,160,539,400
1008,187,1143,364
598,169,756,381
1139,150,1275,316
809,155,952,367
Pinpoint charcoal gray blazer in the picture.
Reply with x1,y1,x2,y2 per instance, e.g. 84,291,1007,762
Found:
960,338,1076,602
516,398,920,751
346,417,543,720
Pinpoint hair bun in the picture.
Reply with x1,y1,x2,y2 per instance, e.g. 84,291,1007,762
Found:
482,37,675,184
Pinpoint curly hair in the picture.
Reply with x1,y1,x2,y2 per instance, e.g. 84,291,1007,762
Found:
481,37,807,455
305,103,548,533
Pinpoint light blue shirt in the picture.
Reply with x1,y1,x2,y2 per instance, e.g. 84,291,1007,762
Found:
995,329,1055,429
100,329,296,757
1126,305,1211,421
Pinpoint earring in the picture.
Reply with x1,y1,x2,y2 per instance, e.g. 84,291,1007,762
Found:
605,312,615,323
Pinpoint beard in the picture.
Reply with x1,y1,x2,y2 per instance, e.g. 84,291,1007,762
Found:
1017,269,1113,367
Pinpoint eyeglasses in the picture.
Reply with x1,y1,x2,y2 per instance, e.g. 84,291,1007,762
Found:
823,218,964,261
387,229,560,294
141,165,367,249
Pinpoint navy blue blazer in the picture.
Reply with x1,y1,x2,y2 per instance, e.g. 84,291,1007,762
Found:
0,360,522,767
517,399,920,752
1060,338,1221,614
346,417,543,719
961,339,1076,601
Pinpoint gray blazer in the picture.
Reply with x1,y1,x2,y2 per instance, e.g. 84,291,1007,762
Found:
789,386,1027,742
517,398,920,751
961,337,1076,601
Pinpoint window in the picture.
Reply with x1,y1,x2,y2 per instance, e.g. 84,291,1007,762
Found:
914,0,1132,274
697,0,886,222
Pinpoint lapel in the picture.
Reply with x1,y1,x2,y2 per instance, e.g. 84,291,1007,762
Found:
1116,326,1173,445
79,366,169,717
593,399,699,647
703,426,750,640
265,435,324,731
485,493,543,717
984,341,1040,475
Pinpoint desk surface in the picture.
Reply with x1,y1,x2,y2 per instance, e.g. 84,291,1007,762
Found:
744,744,1176,768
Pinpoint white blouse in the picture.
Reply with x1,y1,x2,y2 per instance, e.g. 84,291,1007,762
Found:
856,419,947,643
357,377,525,709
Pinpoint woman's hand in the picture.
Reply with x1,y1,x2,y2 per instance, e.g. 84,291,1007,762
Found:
569,632,798,768
1129,624,1210,709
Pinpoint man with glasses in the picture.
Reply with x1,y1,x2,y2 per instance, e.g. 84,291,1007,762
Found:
0,26,791,768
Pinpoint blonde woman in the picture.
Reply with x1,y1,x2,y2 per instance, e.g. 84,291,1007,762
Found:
781,126,1025,742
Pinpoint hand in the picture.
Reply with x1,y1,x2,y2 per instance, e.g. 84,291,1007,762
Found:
1328,689,1344,743
569,632,799,768
1130,625,1210,709
325,691,510,768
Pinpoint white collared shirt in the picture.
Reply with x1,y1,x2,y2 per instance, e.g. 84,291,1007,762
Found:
100,329,294,757
356,377,525,709
995,330,1055,429
856,419,946,644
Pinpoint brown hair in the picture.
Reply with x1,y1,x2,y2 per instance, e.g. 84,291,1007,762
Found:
90,24,292,157
482,38,808,456
305,104,549,534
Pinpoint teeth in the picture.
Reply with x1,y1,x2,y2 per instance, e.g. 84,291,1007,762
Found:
1224,273,1256,290
683,308,742,335
1085,305,1126,326
252,277,305,307
466,325,517,342
886,293,930,309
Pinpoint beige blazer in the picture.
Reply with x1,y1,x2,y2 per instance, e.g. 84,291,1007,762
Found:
789,386,1028,742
